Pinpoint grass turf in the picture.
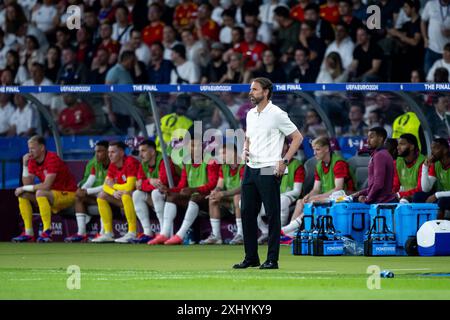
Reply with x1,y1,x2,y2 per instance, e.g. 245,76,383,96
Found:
0,243,449,300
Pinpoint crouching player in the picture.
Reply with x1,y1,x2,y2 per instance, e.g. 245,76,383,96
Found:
12,135,77,242
65,140,110,242
91,141,140,243
132,139,178,243
200,142,245,245
148,137,219,245
256,139,304,244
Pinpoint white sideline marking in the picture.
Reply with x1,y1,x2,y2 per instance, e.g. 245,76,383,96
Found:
388,268,431,271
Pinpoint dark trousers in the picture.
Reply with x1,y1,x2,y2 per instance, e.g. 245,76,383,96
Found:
241,165,281,263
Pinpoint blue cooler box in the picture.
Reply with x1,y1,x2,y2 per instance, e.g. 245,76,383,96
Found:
394,203,439,248
369,204,397,235
330,203,370,242
417,220,450,256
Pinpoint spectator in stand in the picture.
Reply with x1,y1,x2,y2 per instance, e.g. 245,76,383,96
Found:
302,109,328,137
352,0,367,22
338,0,363,42
20,35,44,69
367,108,393,137
96,22,120,66
342,103,369,137
288,46,318,83
30,0,57,36
181,28,208,68
252,49,286,83
352,127,397,204
316,51,349,83
427,43,450,82
298,20,327,71
229,0,253,27
388,0,423,82
433,66,450,82
8,93,38,137
89,47,111,85
211,91,241,132
104,50,136,134
170,43,200,84
173,0,198,33
201,41,227,84
220,9,235,45
142,3,165,48
195,2,220,43
219,51,247,83
291,0,310,23
211,0,225,25
0,28,12,70
420,138,450,219
421,0,450,75
4,2,28,37
258,0,280,39
304,3,335,45
392,133,426,203
234,25,267,73
321,22,354,70
75,26,95,69
0,68,14,85
84,7,101,45
242,7,269,45
125,0,150,31
349,27,383,82
411,69,425,82
56,47,88,85
57,94,95,135
54,27,71,51
273,5,301,63
98,0,116,24
23,62,53,107
44,45,60,83
162,25,181,60
0,93,14,136
426,94,450,139
111,5,132,46
127,28,151,66
148,41,173,84
5,50,20,81
320,0,340,25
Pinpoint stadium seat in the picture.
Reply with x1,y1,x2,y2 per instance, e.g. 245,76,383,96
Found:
347,155,370,190
303,157,317,195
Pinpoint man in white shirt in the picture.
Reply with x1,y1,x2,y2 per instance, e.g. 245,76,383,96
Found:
22,62,54,107
233,77,303,270
421,0,450,74
169,44,200,84
8,94,38,137
0,93,14,136
321,22,355,70
127,28,151,66
427,42,450,81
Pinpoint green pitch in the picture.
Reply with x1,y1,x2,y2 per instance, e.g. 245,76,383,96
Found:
0,243,449,300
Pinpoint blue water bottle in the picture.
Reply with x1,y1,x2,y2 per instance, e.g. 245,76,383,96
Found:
183,228,192,245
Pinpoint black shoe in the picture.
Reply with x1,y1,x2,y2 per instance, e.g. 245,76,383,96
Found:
259,260,278,269
233,260,260,269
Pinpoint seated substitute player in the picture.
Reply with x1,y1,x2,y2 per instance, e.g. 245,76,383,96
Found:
392,134,425,203
420,138,450,219
91,141,140,243
132,139,178,243
281,136,354,239
64,140,110,242
12,135,77,242
257,139,304,244
199,142,245,245
148,136,220,245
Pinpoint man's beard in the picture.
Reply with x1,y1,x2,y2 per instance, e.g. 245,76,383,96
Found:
249,95,263,106
398,150,410,158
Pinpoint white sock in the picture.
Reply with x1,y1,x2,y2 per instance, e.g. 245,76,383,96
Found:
176,201,199,239
75,213,87,235
151,189,165,233
133,190,152,235
25,228,34,236
282,217,303,236
257,214,268,235
280,196,292,226
162,202,177,237
236,218,243,236
210,218,221,239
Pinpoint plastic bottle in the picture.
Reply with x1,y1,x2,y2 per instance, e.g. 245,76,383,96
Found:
38,223,43,237
183,228,192,245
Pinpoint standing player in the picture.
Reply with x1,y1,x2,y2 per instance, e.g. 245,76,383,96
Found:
12,136,77,242
64,140,110,242
256,139,304,244
148,137,219,245
199,142,245,245
132,139,178,243
91,141,140,243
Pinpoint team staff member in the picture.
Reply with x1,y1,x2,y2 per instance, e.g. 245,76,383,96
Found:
12,135,77,242
92,141,140,243
65,140,110,243
235,77,303,270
